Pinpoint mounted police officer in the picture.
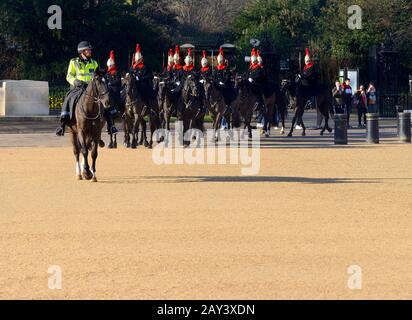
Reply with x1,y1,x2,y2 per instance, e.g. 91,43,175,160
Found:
212,47,234,115
104,50,120,135
55,41,99,136
246,48,266,112
129,43,156,115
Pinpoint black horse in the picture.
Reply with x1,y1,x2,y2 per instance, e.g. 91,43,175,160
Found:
176,75,205,146
283,77,333,137
123,72,159,149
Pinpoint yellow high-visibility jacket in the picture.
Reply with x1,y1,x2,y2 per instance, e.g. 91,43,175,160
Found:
66,57,99,87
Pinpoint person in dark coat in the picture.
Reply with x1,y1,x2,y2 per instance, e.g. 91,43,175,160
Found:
212,48,234,115
161,48,175,80
246,48,265,111
104,50,120,135
129,43,155,113
296,48,319,99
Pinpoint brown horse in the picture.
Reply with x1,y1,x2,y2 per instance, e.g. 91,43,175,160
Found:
67,71,111,182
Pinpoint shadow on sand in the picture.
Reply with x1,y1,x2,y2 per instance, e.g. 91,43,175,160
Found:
99,175,393,185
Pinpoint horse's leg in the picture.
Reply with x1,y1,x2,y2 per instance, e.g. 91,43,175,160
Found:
90,141,98,182
142,119,150,147
113,132,117,149
301,119,306,136
108,133,114,149
147,118,155,148
132,113,139,149
78,131,92,180
213,112,222,143
287,111,298,137
280,108,286,134
71,132,82,180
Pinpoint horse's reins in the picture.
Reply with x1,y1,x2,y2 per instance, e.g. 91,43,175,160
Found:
81,79,108,121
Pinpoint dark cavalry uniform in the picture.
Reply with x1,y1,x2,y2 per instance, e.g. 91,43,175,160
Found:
200,66,212,80
130,63,155,105
104,71,122,133
246,64,266,109
297,63,319,98
213,66,235,107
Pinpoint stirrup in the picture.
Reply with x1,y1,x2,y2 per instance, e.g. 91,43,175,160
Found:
55,125,65,136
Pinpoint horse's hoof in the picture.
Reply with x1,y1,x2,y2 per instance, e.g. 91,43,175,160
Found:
76,175,83,181
327,128,333,133
82,171,93,181
302,132,306,137
91,177,98,183
287,133,293,137
113,142,118,149
144,141,149,148
320,131,324,136
108,143,114,149
131,144,137,149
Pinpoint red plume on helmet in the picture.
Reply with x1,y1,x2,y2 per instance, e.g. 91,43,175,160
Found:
201,50,209,70
107,50,117,74
217,47,224,67
304,47,314,70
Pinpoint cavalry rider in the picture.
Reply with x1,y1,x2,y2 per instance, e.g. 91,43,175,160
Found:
213,47,234,115
104,50,120,135
129,43,155,114
56,41,99,136
199,50,212,80
246,47,266,112
171,45,184,93
161,48,175,80
296,47,319,98
182,48,196,78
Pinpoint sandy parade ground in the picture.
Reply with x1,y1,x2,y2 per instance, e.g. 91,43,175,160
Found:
0,114,411,299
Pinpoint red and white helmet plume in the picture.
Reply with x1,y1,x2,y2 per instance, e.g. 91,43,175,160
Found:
217,47,224,65
184,48,193,66
201,50,209,67
107,50,116,68
134,43,143,64
173,45,181,64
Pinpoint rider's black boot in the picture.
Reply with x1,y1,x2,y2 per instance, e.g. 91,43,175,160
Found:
55,117,68,136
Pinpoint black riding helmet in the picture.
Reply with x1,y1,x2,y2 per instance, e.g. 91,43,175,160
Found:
77,41,93,53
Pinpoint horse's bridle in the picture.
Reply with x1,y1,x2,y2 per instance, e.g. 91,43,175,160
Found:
81,78,108,121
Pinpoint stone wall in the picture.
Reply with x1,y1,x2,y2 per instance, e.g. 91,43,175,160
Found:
0,81,49,116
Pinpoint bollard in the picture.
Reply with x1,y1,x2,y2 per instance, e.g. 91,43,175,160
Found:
334,114,347,145
398,112,411,143
366,113,379,144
